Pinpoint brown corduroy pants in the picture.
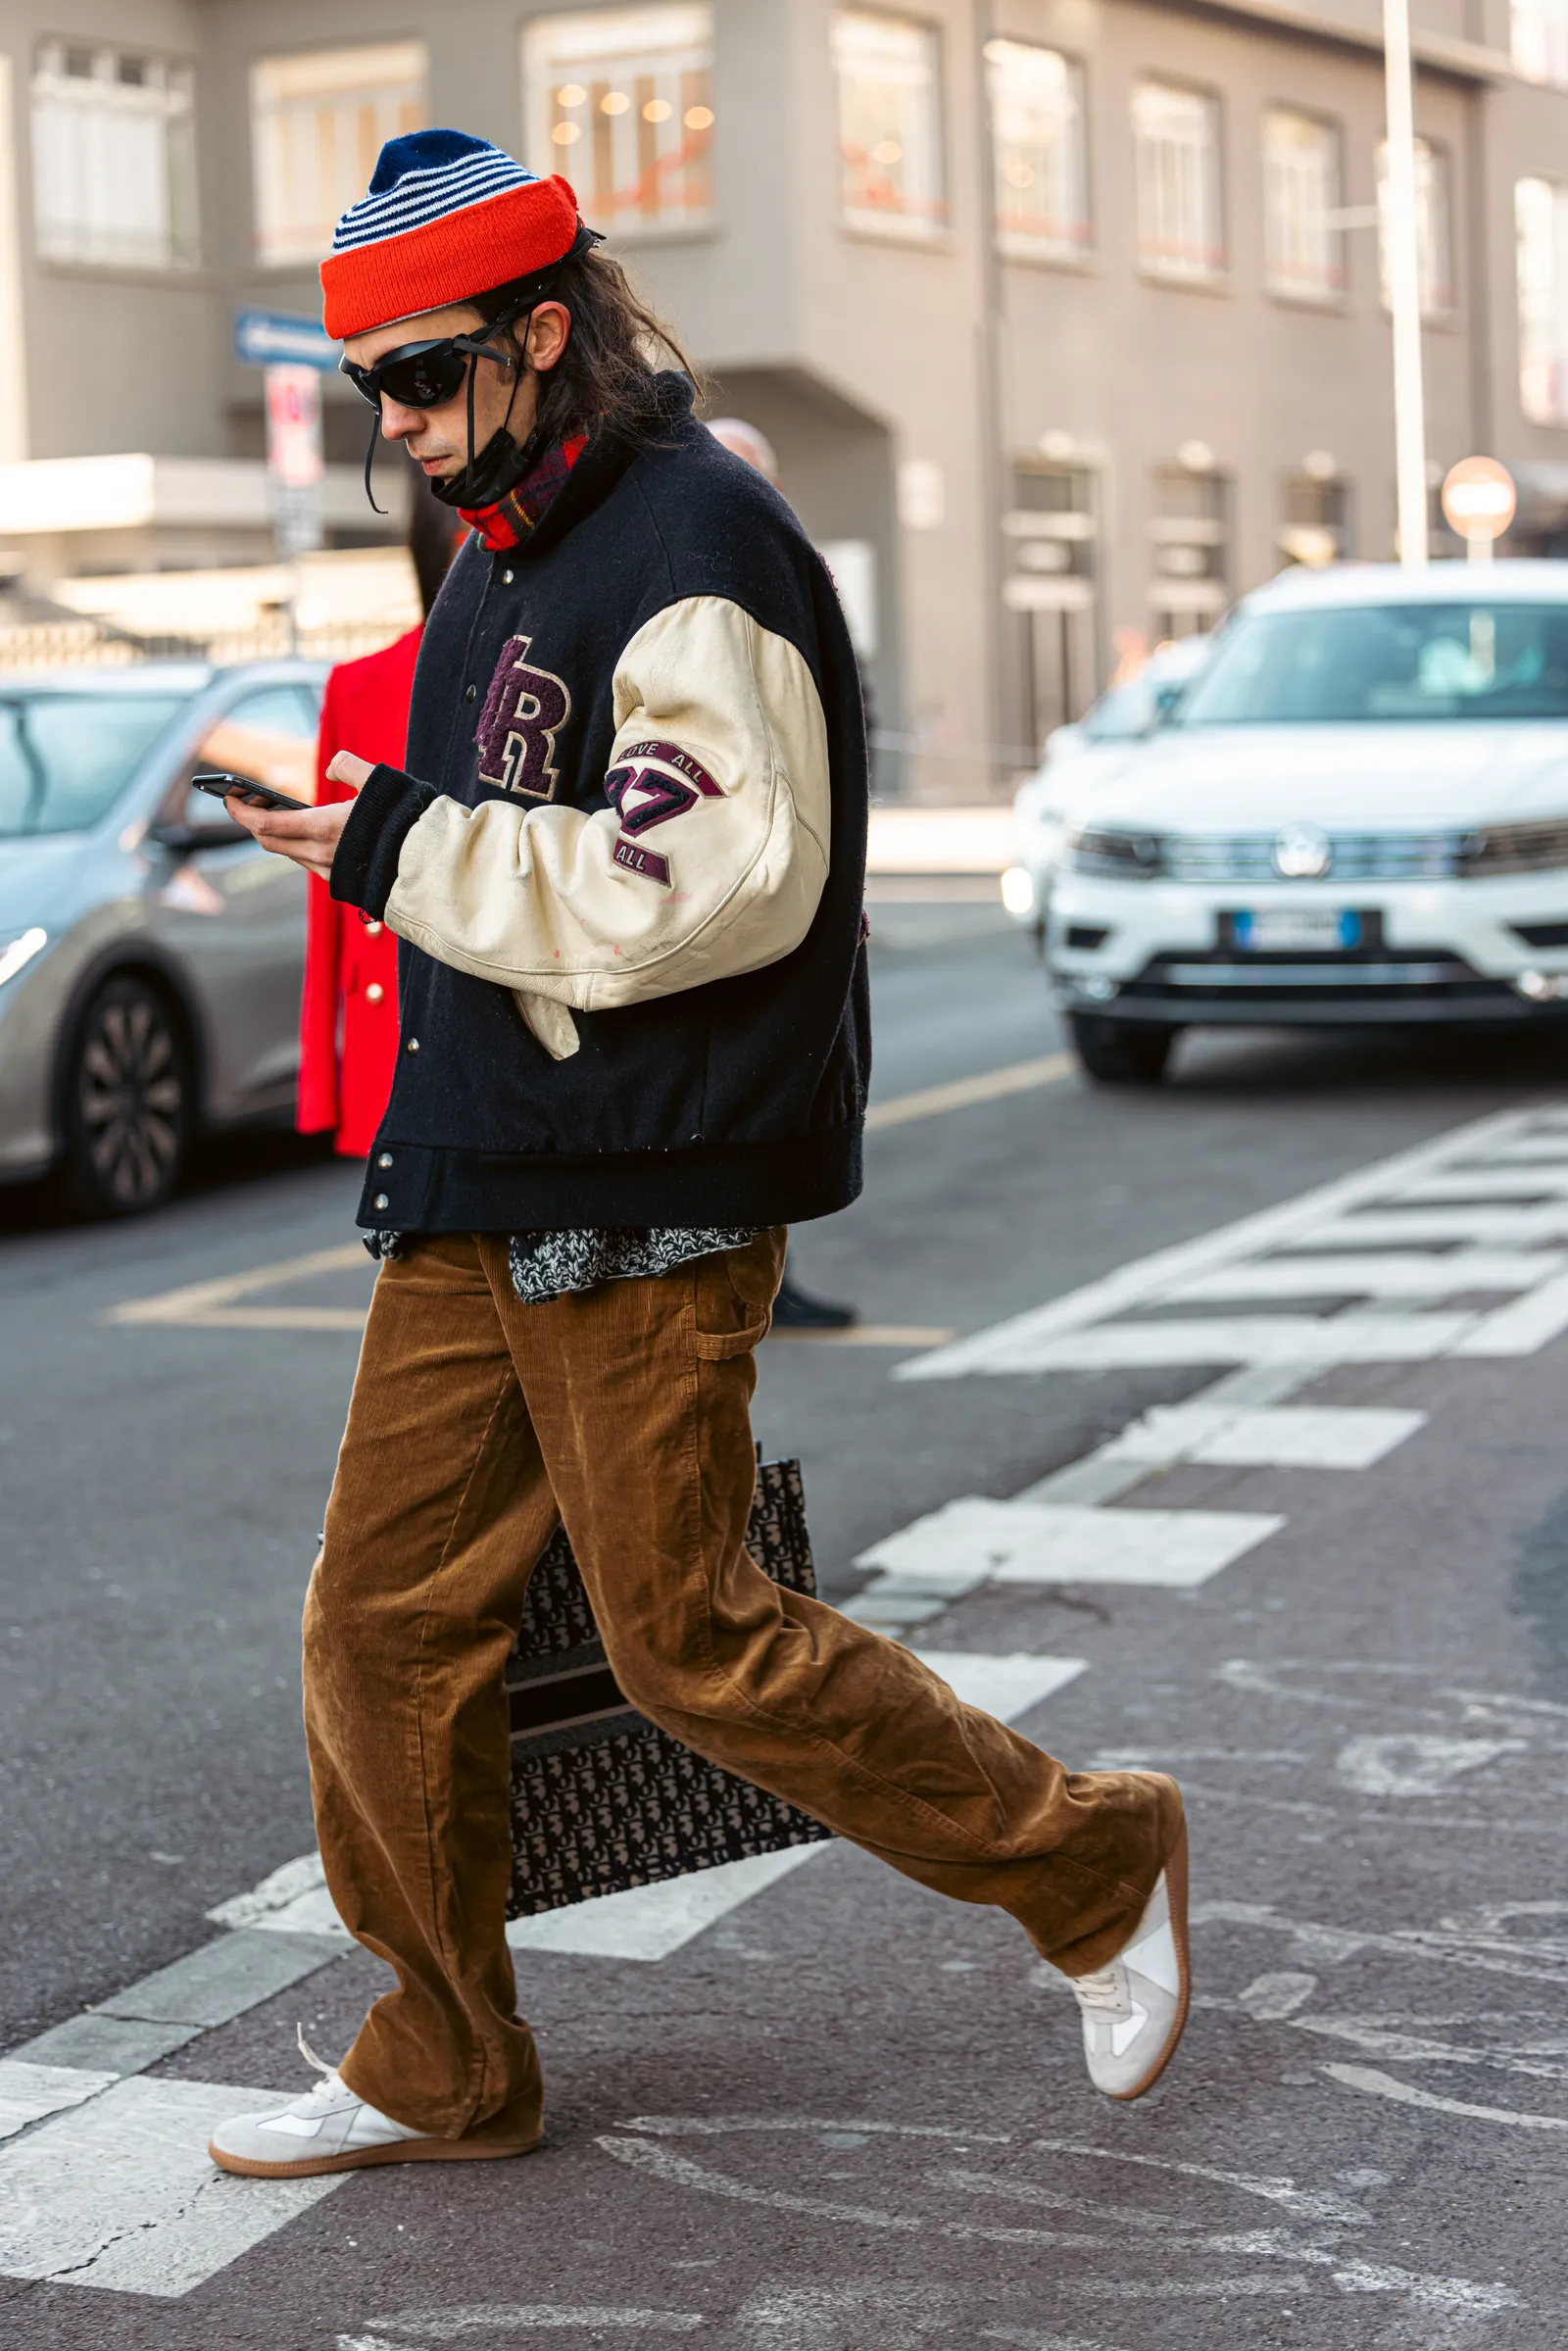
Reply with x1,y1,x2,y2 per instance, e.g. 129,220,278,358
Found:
305,1227,1181,2145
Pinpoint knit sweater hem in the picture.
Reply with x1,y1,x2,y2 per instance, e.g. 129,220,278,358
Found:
355,1127,862,1233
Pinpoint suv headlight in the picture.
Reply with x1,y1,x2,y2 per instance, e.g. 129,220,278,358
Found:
1461,820,1568,877
1062,825,1165,880
0,927,47,989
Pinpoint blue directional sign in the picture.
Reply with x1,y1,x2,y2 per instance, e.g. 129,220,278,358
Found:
233,307,340,370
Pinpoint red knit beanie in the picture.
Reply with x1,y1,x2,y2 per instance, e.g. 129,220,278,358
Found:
320,129,581,340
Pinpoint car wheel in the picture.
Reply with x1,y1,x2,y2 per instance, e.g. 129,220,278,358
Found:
63,975,192,1217
1068,1011,1178,1085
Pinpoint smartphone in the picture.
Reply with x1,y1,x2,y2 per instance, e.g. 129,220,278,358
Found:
192,770,310,814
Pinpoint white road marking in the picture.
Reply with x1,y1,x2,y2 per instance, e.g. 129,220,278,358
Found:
1396,1166,1568,1200
1025,2136,1372,2227
209,1848,345,1936
0,2060,116,2140
1164,1249,1564,1300
1195,1897,1568,1987
1323,2063,1568,2132
858,1498,1283,1589
1102,1404,1426,1470
507,1847,824,1963
910,1650,1085,1717
1291,2015,1568,2082
368,2310,708,2335
0,2075,341,2295
930,1312,1476,1373
1449,1267,1568,1354
1335,1734,1525,1796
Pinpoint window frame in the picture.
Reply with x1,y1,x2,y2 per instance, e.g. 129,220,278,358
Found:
1513,0,1568,91
1517,172,1568,426
249,40,430,271
985,34,1091,269
29,37,200,276
1376,131,1457,324
1261,104,1347,309
521,5,717,246
831,7,950,249
1131,75,1227,290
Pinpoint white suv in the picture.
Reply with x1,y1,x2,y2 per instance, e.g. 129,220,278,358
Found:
1048,562,1568,1082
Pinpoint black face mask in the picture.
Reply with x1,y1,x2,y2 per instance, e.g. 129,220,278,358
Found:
427,416,542,513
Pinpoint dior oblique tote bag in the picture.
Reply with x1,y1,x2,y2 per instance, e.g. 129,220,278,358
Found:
505,1455,833,1917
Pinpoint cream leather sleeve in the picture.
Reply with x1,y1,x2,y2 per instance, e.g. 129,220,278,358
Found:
383,597,831,1030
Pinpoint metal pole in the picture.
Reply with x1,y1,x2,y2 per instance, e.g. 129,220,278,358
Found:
1384,0,1428,566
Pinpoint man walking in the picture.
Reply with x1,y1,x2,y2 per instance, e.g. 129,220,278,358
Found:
211,130,1190,2178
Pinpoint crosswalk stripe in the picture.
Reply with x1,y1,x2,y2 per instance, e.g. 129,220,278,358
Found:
949,1312,1476,1372
0,2077,342,2295
1162,1249,1564,1301
858,1499,1284,1590
1448,1268,1568,1356
1099,1404,1426,1471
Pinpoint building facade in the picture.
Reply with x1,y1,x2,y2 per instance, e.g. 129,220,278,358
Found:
2,0,1568,794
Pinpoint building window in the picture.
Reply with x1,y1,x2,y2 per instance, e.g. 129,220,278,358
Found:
1513,0,1568,88
832,11,947,243
1133,81,1224,284
1149,465,1229,637
986,40,1088,264
30,41,197,271
1377,136,1454,319
251,43,428,269
1517,176,1568,424
1263,109,1345,303
1279,472,1350,567
524,7,714,239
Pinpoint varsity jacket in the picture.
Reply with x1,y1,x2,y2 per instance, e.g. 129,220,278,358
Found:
329,376,870,1233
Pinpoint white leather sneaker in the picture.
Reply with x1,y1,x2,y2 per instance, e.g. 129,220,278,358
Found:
208,2032,541,2178
1069,1822,1190,2101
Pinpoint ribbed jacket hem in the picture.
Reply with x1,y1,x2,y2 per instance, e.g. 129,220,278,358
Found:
356,1126,863,1233
331,762,436,920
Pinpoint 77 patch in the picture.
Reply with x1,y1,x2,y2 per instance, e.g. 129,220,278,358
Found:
605,738,724,886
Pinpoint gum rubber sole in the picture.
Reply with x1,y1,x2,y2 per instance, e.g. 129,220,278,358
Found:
208,2130,543,2179
1104,1813,1191,2104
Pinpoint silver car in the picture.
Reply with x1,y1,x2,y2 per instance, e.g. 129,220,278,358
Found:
0,661,324,1214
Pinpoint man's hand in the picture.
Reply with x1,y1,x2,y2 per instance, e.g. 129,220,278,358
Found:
224,753,375,881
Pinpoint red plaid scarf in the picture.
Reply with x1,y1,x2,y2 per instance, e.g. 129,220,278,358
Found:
459,430,589,553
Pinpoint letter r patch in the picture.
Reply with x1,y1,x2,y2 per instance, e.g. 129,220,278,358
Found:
475,635,571,800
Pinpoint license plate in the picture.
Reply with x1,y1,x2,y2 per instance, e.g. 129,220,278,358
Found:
1233,908,1361,952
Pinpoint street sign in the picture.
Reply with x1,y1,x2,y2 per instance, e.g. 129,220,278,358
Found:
265,365,323,561
1442,456,1516,563
234,307,339,371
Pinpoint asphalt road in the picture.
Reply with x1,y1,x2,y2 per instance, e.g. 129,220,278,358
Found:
3,901,1566,2346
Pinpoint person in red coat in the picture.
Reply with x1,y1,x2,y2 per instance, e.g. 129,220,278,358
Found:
297,477,461,1155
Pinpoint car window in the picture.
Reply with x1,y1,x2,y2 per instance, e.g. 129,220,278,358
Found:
0,693,188,838
1083,676,1157,742
1178,602,1568,724
174,684,320,826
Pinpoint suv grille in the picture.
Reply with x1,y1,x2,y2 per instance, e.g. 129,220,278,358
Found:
1162,832,1462,882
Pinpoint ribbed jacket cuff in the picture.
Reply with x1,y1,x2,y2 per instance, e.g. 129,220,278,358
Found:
329,762,438,919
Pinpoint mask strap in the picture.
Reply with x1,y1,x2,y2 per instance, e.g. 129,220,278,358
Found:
363,403,387,516
457,302,531,505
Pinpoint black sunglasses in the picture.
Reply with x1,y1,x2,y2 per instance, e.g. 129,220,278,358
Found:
340,318,518,413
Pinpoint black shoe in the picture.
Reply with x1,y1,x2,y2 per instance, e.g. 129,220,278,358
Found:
772,1272,858,1329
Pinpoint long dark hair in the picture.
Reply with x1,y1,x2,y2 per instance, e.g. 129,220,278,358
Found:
473,247,702,453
